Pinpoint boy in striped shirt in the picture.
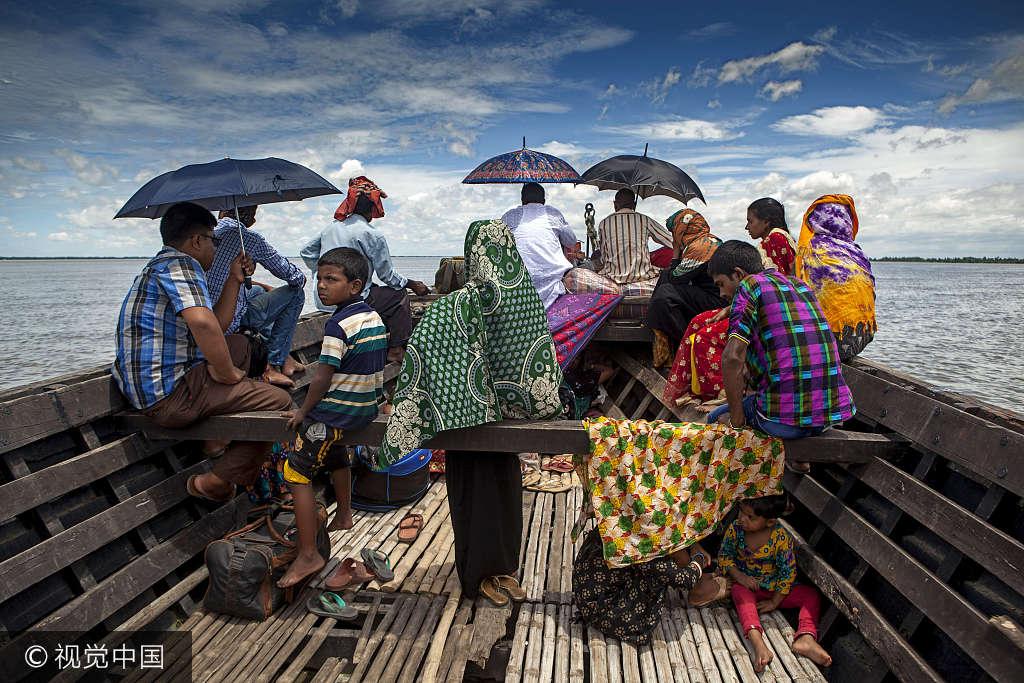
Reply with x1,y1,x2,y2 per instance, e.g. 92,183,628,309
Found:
278,247,387,589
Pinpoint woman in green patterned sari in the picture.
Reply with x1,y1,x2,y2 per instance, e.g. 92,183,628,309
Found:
380,218,564,600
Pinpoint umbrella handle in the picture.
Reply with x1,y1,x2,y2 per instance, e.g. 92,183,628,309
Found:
234,206,253,289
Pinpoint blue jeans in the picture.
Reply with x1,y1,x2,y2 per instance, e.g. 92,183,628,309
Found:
706,394,824,439
241,285,305,367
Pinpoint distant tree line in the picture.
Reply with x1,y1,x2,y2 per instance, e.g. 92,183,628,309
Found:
871,256,1024,264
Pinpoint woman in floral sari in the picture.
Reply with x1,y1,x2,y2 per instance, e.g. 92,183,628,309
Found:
380,219,564,601
664,201,797,406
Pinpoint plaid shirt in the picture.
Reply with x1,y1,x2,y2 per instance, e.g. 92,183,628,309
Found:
728,270,855,427
112,247,212,409
206,218,307,332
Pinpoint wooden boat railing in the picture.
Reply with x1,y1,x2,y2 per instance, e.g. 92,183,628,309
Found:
1,302,1022,681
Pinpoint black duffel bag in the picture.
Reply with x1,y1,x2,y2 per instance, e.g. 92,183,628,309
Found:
203,502,331,620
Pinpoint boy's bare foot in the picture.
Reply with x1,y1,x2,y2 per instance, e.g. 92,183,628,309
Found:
282,356,305,377
277,551,325,588
263,367,295,387
749,630,774,673
327,513,354,532
792,634,832,667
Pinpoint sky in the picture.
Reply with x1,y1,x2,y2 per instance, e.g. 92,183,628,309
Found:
1,0,1022,258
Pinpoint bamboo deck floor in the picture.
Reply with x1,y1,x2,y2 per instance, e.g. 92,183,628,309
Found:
136,477,827,683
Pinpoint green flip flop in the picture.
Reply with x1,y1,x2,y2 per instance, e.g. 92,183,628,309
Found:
361,548,394,582
306,592,358,621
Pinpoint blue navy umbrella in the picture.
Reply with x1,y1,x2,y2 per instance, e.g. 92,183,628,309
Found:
114,157,341,219
115,157,341,286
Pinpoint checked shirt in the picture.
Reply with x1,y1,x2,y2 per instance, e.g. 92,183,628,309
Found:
728,269,855,428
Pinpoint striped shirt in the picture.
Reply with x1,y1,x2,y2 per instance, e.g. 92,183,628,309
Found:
112,247,211,409
597,209,672,285
308,299,388,429
728,270,855,428
206,218,307,332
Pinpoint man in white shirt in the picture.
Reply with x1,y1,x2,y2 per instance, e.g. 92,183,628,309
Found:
500,183,581,310
597,188,672,286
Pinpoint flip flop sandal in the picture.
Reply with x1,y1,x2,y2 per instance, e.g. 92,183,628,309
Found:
493,575,526,602
689,575,731,608
786,461,812,474
361,548,394,582
521,471,542,488
542,455,574,473
307,592,358,621
325,557,375,591
479,577,509,607
397,513,423,544
186,474,236,503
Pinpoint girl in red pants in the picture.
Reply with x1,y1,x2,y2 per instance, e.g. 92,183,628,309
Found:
718,495,832,672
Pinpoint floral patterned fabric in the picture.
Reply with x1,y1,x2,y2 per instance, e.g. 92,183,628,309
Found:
718,520,797,594
379,219,564,468
663,310,729,403
758,229,797,275
581,417,784,568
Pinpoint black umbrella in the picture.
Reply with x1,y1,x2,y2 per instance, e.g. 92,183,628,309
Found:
115,157,341,286
114,157,341,219
578,144,704,204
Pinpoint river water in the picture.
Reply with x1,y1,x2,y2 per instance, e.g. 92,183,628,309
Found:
1,259,1021,412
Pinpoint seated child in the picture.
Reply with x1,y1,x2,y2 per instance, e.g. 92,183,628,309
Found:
705,240,855,470
277,247,388,589
718,495,832,672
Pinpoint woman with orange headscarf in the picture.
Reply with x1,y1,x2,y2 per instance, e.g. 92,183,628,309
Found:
796,194,876,360
647,209,726,362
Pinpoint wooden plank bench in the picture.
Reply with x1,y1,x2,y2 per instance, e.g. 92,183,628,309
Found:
117,411,899,463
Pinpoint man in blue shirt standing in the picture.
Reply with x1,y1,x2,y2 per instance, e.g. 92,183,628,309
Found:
207,205,307,387
301,176,429,364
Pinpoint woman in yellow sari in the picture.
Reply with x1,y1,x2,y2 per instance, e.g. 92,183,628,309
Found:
795,194,876,360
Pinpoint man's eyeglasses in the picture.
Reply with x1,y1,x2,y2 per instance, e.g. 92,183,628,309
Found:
200,234,222,247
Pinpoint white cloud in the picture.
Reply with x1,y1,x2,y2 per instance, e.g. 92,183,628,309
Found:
13,156,46,172
48,231,74,241
686,22,736,40
599,84,619,99
4,226,37,239
328,159,366,185
643,67,682,104
773,106,884,137
336,0,359,18
760,80,803,102
939,53,1024,113
707,99,721,109
718,42,825,84
604,118,744,142
54,148,118,185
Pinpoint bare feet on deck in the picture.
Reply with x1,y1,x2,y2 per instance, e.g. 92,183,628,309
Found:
187,472,234,502
263,366,295,387
749,630,774,673
792,634,832,667
282,356,305,377
327,512,354,532
277,551,326,589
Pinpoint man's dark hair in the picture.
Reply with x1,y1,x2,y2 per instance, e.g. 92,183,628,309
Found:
160,202,216,246
744,494,792,519
521,182,545,205
319,247,369,284
707,240,764,277
614,188,636,209
748,197,789,233
353,194,376,220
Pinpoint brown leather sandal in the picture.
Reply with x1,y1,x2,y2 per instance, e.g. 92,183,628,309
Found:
479,577,509,607
324,557,374,591
493,575,526,602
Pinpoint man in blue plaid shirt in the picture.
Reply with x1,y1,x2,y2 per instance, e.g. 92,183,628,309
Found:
206,205,307,387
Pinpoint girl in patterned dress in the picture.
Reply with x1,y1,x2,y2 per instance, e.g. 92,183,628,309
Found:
719,494,832,672
745,197,797,275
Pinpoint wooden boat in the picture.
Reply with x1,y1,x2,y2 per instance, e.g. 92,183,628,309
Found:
0,299,1022,682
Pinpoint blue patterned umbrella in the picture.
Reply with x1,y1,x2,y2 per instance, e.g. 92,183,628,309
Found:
462,139,581,184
